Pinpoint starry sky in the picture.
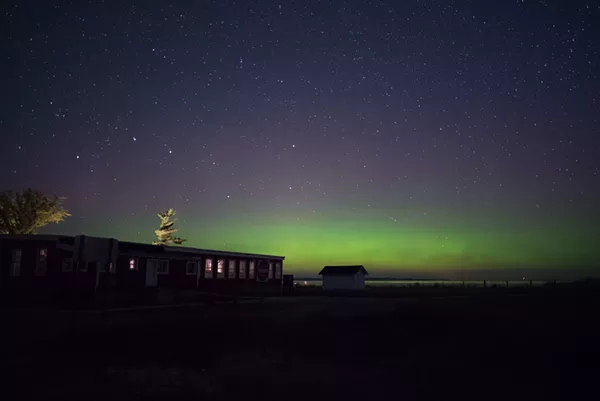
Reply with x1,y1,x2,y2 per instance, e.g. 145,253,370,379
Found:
2,1,600,280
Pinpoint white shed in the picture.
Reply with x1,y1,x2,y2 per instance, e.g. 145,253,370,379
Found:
319,265,369,290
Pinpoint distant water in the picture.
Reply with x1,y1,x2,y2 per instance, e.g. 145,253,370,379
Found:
294,280,555,288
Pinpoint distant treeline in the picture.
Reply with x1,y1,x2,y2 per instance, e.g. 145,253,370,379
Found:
295,277,448,281
294,277,600,283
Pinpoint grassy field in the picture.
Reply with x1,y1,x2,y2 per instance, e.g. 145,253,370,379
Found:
1,283,599,400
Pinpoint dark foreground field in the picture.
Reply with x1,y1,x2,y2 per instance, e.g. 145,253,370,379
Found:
2,285,599,400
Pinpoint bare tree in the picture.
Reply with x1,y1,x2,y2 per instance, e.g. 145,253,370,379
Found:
152,208,186,246
0,188,71,235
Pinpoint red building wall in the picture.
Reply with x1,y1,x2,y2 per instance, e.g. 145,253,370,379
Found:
0,238,93,299
1,237,285,302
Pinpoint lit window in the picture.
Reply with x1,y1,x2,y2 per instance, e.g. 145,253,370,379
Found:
205,259,213,279
62,259,73,273
275,262,282,279
268,262,273,279
239,260,247,279
129,258,138,270
157,260,169,275
249,261,255,279
217,259,225,278
228,260,236,279
11,249,22,277
186,261,198,276
34,248,48,276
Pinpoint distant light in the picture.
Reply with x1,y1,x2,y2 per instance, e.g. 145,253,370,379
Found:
169,150,172,154
522,277,526,280
292,144,296,148
133,137,137,141
304,281,307,285
76,155,80,159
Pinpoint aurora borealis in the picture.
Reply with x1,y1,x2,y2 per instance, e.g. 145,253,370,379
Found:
3,1,599,279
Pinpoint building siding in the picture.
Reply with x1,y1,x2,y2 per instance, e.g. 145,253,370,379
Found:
1,235,285,302
322,272,366,290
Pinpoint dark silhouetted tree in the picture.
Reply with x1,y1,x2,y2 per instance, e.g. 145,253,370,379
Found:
0,188,71,235
153,208,186,246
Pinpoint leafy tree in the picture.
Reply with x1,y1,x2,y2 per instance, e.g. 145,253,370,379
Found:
0,188,71,235
153,208,186,246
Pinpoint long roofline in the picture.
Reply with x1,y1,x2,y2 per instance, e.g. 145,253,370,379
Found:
0,234,285,260
162,245,285,260
117,241,285,260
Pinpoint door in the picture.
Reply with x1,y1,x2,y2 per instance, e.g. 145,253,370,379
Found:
196,260,201,288
146,259,158,287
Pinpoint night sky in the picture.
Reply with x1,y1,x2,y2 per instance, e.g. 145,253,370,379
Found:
3,1,599,279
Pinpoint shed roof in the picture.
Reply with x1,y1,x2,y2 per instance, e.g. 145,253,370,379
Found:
318,265,369,276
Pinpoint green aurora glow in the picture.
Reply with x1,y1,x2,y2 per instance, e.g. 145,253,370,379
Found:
63,211,599,280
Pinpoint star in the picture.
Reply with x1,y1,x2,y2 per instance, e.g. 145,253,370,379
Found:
1,0,597,282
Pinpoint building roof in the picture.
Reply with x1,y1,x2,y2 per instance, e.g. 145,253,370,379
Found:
318,265,369,276
162,244,285,260
105,240,285,260
0,234,284,260
0,234,74,243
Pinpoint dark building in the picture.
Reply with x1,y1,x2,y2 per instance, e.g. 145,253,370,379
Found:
282,274,295,295
0,234,284,302
319,265,368,290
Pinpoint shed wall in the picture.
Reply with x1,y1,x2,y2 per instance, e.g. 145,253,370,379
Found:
322,272,366,290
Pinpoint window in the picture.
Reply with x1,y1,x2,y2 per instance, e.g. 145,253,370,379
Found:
129,258,138,270
205,259,213,279
62,259,73,273
249,261,255,279
228,260,236,279
157,260,169,275
217,259,225,278
100,262,115,273
109,262,116,274
275,262,282,279
11,249,22,277
34,248,48,276
268,262,273,279
81,261,95,273
239,260,247,279
186,261,198,276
